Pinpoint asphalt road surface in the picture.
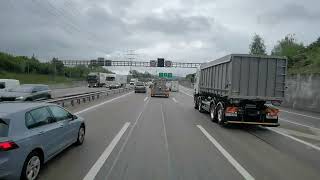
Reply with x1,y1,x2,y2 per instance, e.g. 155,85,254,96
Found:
38,85,320,180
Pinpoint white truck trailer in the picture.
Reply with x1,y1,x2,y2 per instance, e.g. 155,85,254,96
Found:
87,72,107,88
105,74,127,89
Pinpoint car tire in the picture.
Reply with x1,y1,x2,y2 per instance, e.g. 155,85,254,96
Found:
21,151,42,180
210,104,216,122
75,126,85,145
47,94,52,99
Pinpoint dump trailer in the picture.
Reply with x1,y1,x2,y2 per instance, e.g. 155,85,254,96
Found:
194,54,287,127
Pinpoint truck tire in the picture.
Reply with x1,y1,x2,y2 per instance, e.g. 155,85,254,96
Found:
198,98,204,113
210,103,216,122
217,104,226,125
194,96,198,109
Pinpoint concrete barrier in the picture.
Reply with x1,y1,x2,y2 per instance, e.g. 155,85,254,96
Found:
282,74,320,113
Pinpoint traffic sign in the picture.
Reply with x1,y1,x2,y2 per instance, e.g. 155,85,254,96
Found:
159,72,173,78
150,60,157,67
165,61,172,67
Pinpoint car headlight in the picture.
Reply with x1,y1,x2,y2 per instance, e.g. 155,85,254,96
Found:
16,96,24,100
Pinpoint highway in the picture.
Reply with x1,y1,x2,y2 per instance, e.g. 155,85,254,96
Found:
38,85,320,180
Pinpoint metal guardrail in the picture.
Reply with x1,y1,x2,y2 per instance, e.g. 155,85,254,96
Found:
44,87,133,107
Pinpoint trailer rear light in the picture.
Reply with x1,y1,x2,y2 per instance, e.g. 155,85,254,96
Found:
0,141,19,151
226,107,238,113
265,107,279,119
225,107,238,117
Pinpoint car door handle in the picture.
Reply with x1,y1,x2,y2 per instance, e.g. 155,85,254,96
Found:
37,131,45,135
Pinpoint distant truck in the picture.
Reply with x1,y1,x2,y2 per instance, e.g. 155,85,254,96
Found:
194,54,287,127
130,78,138,85
151,79,169,98
87,72,107,87
105,74,127,89
0,79,20,92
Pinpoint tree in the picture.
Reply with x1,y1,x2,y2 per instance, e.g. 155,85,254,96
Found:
249,34,267,55
271,34,305,67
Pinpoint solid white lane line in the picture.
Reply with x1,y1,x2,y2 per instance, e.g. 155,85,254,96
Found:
144,96,148,102
83,122,131,180
267,127,320,151
75,92,133,115
172,97,178,103
280,118,320,131
197,125,255,180
280,109,320,120
161,104,169,150
105,98,150,179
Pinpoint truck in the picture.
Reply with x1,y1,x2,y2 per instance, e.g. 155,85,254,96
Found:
194,54,287,127
105,74,127,89
129,78,138,86
151,79,169,97
170,81,179,92
0,79,20,92
87,72,107,87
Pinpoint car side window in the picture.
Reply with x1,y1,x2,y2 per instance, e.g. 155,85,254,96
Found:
26,107,53,129
49,106,72,121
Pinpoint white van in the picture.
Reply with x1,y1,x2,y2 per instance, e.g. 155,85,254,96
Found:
0,79,20,92
171,81,179,92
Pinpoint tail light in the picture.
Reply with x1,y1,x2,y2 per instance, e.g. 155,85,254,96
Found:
265,107,279,119
225,107,238,117
0,141,19,151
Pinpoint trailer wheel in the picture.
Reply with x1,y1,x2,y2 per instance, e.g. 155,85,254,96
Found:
194,98,198,109
210,104,216,122
198,98,204,113
217,105,225,125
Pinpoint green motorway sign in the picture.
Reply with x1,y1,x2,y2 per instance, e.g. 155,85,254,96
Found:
159,72,172,78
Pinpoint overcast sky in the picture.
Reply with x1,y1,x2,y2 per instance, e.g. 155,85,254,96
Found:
0,0,319,76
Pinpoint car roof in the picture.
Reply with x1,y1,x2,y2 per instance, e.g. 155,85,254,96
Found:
0,102,53,114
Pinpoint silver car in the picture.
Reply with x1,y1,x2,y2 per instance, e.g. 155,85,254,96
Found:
0,102,85,180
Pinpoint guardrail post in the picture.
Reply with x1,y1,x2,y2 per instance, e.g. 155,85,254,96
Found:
83,98,86,103
77,99,80,104
71,100,74,106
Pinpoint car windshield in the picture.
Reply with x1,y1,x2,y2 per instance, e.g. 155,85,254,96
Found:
0,82,5,89
9,85,33,93
136,82,144,86
87,75,97,80
106,77,115,81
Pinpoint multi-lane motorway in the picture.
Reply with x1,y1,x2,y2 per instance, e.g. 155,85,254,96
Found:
38,85,320,180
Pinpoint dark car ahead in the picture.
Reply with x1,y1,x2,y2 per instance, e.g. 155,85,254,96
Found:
134,82,146,93
0,84,51,102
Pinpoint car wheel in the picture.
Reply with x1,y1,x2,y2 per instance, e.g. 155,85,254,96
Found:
75,126,85,145
47,94,52,99
21,151,42,180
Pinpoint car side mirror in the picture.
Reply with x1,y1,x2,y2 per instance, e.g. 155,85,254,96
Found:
72,114,78,120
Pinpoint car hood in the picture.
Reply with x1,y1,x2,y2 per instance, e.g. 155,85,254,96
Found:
0,92,30,98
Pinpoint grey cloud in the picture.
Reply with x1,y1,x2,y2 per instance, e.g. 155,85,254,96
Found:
257,3,320,25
